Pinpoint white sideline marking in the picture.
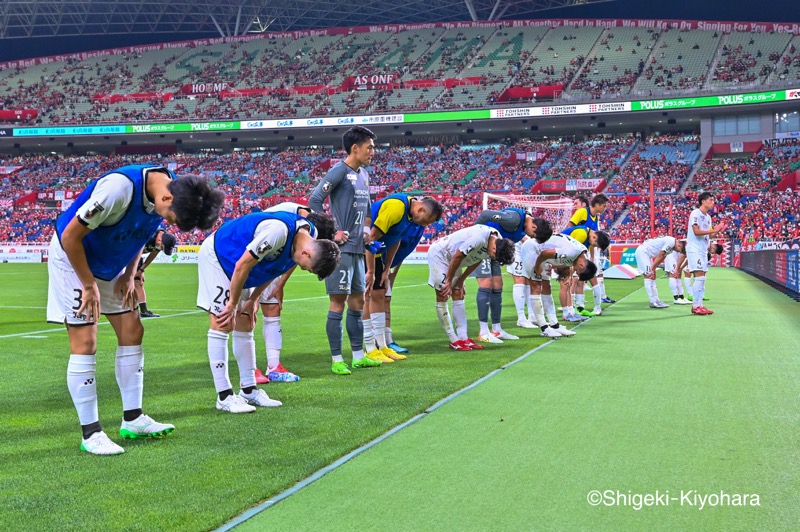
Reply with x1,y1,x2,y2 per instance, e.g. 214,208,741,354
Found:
0,283,428,340
215,285,645,531
22,335,48,339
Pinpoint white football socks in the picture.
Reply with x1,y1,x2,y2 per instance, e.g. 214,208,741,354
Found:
435,301,458,343
263,317,282,371
115,345,143,412
451,299,468,341
207,329,232,393
67,354,98,425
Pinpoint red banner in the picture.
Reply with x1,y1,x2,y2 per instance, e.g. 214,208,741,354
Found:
93,93,173,103
14,191,37,207
0,109,38,121
498,84,564,102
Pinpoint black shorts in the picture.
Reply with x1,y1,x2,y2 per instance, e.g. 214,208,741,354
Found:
372,254,388,291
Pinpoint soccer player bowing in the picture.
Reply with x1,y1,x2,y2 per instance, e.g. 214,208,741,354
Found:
198,210,340,413
520,233,598,338
634,236,685,308
363,194,443,362
473,209,553,343
254,201,335,384
48,165,223,455
427,225,515,351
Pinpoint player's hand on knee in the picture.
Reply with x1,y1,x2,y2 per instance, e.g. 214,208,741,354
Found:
216,303,236,332
77,283,101,322
116,275,138,311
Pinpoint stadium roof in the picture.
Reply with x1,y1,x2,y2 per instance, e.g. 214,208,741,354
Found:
0,0,616,39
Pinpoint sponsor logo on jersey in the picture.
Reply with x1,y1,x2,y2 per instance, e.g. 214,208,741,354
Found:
322,182,332,192
256,242,273,255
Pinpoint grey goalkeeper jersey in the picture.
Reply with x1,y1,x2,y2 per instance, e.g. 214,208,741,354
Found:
309,161,370,254
475,209,523,234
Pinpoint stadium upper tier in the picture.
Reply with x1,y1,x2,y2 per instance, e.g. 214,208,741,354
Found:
2,135,799,244
2,19,800,126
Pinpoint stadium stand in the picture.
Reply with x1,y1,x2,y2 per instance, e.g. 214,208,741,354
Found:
4,23,800,124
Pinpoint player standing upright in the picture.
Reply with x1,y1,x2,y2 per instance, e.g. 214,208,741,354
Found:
686,193,726,315
309,126,382,375
48,165,223,455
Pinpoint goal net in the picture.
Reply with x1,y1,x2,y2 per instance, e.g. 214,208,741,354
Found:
482,193,574,232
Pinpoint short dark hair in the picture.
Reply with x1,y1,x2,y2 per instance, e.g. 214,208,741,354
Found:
595,230,610,251
493,237,515,265
575,195,590,208
311,239,342,280
578,260,598,281
712,243,724,255
418,197,444,221
553,267,571,280
342,126,376,155
160,232,176,255
306,212,335,241
532,217,553,243
591,194,609,207
697,192,714,206
168,174,224,232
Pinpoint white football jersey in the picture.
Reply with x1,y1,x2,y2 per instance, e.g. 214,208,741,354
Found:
638,236,677,259
265,202,310,215
539,233,589,267
686,208,711,254
433,225,499,268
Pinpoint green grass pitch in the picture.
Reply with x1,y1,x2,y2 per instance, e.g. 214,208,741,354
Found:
0,264,797,531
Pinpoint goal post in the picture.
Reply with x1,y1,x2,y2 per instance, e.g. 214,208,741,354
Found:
482,193,574,232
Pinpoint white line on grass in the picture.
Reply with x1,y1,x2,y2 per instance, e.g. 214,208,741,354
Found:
0,284,429,340
216,285,645,531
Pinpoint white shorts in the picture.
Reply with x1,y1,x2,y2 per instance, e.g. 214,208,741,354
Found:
592,247,606,274
686,250,709,273
663,254,679,276
506,246,525,277
197,235,252,316
635,250,654,276
258,277,282,305
427,245,464,291
46,238,129,325
519,242,551,281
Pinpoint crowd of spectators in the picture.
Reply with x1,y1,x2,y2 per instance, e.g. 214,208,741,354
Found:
545,137,636,181
607,135,699,194
3,138,798,246
689,145,800,195
712,44,767,84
